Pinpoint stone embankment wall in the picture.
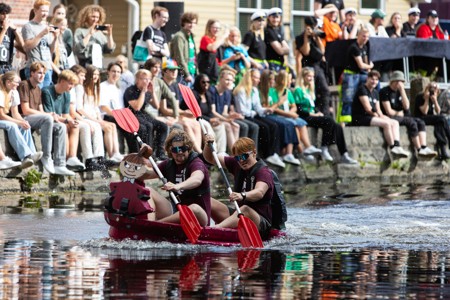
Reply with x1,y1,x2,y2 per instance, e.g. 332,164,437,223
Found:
0,126,447,194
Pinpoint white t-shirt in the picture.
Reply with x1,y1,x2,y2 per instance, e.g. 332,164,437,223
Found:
100,81,124,113
0,90,20,109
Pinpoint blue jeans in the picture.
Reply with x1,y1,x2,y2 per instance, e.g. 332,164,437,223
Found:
0,121,35,160
266,114,299,146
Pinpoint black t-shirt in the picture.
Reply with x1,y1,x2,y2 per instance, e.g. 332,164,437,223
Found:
143,26,167,58
385,26,406,38
379,86,404,114
295,32,323,66
352,84,379,117
242,31,266,60
264,25,284,63
402,22,417,37
345,41,369,73
414,92,435,117
123,84,151,113
319,0,345,10
0,27,15,66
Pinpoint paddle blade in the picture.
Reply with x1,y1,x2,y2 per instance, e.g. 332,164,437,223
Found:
112,108,140,134
237,215,264,248
177,204,202,244
178,84,202,118
237,250,261,271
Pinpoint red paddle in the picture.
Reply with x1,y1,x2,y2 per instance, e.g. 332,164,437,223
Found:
112,108,202,244
179,84,264,248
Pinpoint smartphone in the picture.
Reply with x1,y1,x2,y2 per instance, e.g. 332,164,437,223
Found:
95,25,108,31
51,25,59,30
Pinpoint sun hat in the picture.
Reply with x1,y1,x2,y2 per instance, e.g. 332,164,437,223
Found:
267,7,282,16
389,71,405,82
251,11,266,21
371,9,386,19
162,58,180,70
408,7,421,16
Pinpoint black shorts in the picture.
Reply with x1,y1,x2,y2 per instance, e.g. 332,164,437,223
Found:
229,206,272,240
352,115,373,126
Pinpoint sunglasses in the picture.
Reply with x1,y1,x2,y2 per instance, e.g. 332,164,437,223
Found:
234,151,253,162
201,80,210,84
171,145,189,153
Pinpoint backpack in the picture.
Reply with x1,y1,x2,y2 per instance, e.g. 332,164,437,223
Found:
235,159,288,230
131,26,154,53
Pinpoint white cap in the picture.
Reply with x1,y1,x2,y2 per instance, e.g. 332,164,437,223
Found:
408,7,421,15
267,7,282,16
251,11,266,21
344,7,357,15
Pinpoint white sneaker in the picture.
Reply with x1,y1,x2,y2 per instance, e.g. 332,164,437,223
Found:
41,157,55,174
321,146,334,162
418,147,438,158
303,145,322,155
283,154,301,166
20,157,34,169
54,166,76,176
66,156,86,170
0,157,21,170
265,154,285,168
28,151,43,163
110,153,124,163
340,152,358,164
302,154,316,164
391,146,410,158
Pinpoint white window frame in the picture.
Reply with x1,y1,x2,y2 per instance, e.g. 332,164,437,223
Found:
359,0,386,17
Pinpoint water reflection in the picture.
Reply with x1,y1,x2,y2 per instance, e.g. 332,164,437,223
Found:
2,240,450,299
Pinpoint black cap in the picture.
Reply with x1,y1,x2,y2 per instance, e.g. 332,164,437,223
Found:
427,10,438,18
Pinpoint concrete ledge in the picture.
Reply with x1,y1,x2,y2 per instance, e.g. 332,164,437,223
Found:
0,125,447,193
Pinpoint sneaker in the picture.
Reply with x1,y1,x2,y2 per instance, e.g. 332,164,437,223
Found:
341,152,358,164
28,151,43,163
66,156,85,171
0,157,21,170
20,157,34,169
110,153,124,163
265,154,286,168
303,145,322,155
41,157,55,174
418,147,438,158
321,146,334,162
283,154,301,166
54,166,76,176
391,146,410,158
85,158,106,171
302,154,316,164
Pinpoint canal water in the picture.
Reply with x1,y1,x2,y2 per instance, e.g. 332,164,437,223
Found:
1,179,450,299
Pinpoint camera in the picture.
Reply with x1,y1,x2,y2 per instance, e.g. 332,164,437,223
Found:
430,90,435,96
95,25,108,31
51,25,58,30
313,29,326,38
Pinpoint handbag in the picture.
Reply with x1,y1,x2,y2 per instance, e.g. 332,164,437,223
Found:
133,28,152,62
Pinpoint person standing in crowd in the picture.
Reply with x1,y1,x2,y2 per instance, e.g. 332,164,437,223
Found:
402,7,421,37
123,69,168,159
416,10,445,39
294,67,358,164
198,19,229,84
340,7,361,40
0,3,24,74
233,69,285,168
51,4,73,63
0,71,43,169
264,7,289,72
18,61,75,175
314,4,343,47
295,16,330,116
242,11,268,70
203,135,274,239
221,26,251,85
50,16,69,82
22,0,57,87
170,12,198,86
414,82,450,160
144,6,170,62
42,70,85,170
366,9,388,37
380,71,437,158
352,70,410,158
339,27,373,124
142,129,212,226
73,5,115,68
314,0,346,23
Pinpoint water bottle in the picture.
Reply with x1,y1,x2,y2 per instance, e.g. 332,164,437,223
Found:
445,30,449,40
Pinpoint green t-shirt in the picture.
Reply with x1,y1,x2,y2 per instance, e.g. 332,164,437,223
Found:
268,87,294,112
41,85,71,115
293,87,315,114
188,35,196,76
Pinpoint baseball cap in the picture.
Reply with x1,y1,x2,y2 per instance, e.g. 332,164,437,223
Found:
408,7,420,16
345,7,357,15
427,10,438,18
162,58,180,70
371,9,386,19
267,7,282,16
251,11,266,21
389,71,405,82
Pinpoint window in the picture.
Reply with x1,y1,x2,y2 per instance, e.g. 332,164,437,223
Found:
236,0,283,34
291,0,315,37
360,0,385,16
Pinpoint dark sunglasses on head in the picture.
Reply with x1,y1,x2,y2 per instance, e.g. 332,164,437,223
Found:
171,145,189,153
234,151,252,162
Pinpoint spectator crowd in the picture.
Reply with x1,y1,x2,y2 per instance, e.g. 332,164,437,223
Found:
1,0,450,176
